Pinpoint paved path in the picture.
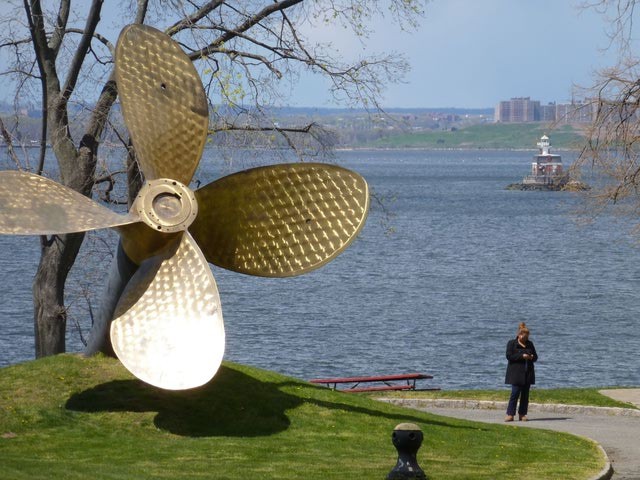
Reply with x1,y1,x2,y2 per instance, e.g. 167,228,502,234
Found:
381,391,640,480
600,389,640,409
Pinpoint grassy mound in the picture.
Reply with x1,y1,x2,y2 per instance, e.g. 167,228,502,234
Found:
0,355,604,479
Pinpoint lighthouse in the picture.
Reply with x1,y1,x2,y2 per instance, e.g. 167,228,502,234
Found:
524,134,563,185
508,134,589,190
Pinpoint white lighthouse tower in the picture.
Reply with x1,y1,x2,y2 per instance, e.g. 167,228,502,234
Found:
537,135,552,155
523,134,564,185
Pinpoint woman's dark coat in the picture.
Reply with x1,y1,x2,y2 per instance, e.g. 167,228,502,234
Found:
505,338,538,386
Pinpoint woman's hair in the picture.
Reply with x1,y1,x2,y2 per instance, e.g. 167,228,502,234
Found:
518,322,530,336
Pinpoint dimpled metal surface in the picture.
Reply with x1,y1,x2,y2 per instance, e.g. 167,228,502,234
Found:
0,170,136,234
110,232,224,390
191,163,369,277
118,222,182,266
115,24,208,184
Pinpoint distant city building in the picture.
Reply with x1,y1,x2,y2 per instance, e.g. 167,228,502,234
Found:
495,101,511,123
495,97,539,122
555,100,597,124
539,103,556,122
494,97,596,124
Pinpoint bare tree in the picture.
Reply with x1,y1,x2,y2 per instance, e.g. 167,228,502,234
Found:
574,1,640,224
0,0,424,357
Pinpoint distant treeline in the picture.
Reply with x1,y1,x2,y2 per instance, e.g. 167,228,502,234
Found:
361,123,587,150
1,106,584,150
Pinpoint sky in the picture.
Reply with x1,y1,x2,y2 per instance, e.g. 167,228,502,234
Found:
288,0,624,109
0,1,626,110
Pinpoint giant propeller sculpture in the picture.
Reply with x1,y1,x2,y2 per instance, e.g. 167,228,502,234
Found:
0,25,369,390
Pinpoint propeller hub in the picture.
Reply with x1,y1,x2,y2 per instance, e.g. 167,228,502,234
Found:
134,178,198,232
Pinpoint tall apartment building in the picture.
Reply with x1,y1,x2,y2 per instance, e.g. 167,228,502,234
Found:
495,97,540,122
555,100,597,124
495,97,596,123
539,103,556,122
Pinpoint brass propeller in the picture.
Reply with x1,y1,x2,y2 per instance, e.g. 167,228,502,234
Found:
109,24,223,390
190,162,369,277
0,170,137,234
0,24,369,390
115,24,208,185
110,232,224,390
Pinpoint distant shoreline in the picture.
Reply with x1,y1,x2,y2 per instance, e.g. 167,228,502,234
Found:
335,146,581,152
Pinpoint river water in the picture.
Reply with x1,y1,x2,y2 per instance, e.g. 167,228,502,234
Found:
1,148,639,390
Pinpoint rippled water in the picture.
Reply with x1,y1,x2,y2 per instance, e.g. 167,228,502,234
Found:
2,148,640,389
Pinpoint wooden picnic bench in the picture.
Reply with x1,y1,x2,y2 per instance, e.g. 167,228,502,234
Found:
309,373,438,393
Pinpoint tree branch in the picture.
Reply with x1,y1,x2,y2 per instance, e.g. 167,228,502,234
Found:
166,0,225,36
0,116,22,168
61,0,104,101
49,0,70,56
187,0,304,60
24,0,50,174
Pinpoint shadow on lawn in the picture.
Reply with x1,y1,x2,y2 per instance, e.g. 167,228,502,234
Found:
65,365,472,438
66,366,296,437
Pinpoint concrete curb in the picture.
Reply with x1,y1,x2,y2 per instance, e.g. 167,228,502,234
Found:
379,398,640,417
589,444,614,480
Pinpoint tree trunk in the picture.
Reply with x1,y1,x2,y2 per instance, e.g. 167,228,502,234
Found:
31,143,97,357
33,232,85,357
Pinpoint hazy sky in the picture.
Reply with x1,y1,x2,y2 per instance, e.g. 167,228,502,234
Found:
0,1,623,110
290,0,622,109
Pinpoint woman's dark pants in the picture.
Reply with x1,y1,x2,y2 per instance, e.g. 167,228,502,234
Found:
507,384,531,416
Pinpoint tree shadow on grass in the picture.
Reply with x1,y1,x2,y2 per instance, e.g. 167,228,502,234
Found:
66,366,477,438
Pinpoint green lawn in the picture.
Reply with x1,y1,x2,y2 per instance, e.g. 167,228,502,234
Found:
366,123,585,149
380,387,639,409
0,354,606,479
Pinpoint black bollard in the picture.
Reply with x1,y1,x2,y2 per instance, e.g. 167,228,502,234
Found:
386,423,427,480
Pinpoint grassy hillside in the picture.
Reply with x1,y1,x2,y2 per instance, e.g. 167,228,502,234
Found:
366,123,586,150
0,354,605,479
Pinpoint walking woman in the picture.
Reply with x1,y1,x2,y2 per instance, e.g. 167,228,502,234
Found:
505,322,538,421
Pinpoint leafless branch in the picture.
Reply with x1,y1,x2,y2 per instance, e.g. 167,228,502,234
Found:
0,116,22,168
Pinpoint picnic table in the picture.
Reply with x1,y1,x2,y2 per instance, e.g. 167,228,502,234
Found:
309,373,438,393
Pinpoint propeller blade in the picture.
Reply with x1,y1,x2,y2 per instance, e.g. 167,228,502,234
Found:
115,24,208,185
190,163,369,277
110,231,225,390
0,170,137,235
